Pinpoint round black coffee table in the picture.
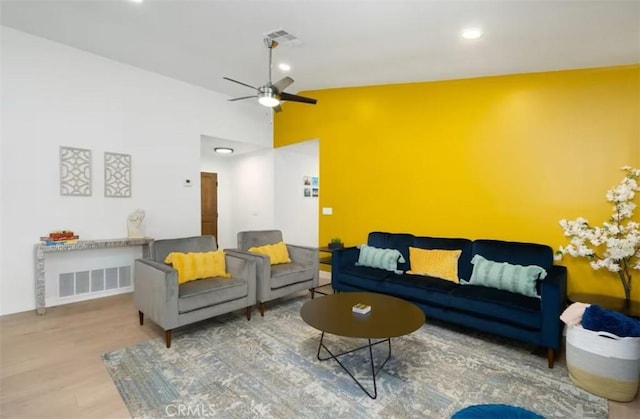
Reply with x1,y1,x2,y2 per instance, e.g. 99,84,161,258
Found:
300,292,425,399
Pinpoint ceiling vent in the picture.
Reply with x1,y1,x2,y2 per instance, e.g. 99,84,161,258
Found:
264,29,302,46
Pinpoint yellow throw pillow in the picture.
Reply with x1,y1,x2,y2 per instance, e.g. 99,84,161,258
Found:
164,250,231,284
407,247,461,283
248,241,292,265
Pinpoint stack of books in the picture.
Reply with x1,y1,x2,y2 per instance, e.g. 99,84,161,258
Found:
40,230,79,246
352,303,371,315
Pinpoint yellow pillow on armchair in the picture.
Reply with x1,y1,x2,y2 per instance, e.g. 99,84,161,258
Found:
407,247,461,283
165,250,231,284
248,241,292,265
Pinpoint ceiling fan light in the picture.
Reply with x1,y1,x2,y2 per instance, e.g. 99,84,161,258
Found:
258,92,280,107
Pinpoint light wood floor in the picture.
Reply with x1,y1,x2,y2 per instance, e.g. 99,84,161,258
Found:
1,293,638,418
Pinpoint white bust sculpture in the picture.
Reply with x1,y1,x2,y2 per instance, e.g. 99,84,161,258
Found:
127,209,145,238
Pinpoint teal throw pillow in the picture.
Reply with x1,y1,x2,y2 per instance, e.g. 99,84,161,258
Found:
468,254,547,298
356,245,405,274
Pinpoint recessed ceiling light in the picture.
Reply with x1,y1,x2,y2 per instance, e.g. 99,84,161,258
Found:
214,147,234,154
130,0,144,3
461,28,483,40
279,63,291,72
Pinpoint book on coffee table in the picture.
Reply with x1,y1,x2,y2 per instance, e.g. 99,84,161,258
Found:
352,303,371,315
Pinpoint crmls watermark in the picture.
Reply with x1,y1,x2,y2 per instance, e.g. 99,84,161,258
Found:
165,403,216,417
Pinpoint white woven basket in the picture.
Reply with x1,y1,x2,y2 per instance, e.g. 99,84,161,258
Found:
566,325,640,402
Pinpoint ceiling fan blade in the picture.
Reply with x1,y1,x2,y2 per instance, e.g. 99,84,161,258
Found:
223,76,258,90
272,76,294,94
273,104,283,113
229,95,258,102
280,92,317,105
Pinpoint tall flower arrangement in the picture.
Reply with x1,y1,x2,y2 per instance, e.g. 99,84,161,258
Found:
556,166,640,302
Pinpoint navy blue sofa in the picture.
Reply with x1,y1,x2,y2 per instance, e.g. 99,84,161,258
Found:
331,232,567,368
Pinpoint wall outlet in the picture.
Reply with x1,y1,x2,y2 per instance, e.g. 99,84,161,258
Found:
322,207,333,215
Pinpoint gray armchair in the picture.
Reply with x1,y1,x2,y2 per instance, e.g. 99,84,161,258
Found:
134,235,256,348
228,230,319,316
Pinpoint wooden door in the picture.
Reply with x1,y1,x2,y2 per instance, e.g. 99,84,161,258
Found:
201,172,218,239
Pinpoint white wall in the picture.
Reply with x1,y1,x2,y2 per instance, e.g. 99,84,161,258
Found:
200,147,277,248
231,149,276,233
201,142,319,250
274,140,319,247
1,28,271,315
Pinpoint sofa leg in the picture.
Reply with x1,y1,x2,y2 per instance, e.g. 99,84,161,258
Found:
138,311,144,326
547,348,555,368
310,288,315,299
246,306,251,321
259,302,265,317
165,330,172,348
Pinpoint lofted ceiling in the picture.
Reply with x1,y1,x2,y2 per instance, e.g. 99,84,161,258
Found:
2,0,639,102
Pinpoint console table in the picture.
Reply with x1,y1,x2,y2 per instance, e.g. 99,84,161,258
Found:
568,293,640,318
34,237,153,315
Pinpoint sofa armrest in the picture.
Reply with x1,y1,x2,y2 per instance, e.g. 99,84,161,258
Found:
226,249,271,301
134,258,180,330
286,244,318,267
331,246,360,289
287,244,319,287
539,265,568,349
224,252,257,304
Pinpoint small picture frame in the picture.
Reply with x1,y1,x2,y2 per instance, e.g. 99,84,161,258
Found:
312,188,319,197
304,188,311,197
303,176,311,186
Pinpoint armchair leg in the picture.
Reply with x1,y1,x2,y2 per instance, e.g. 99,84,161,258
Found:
547,348,555,368
165,330,172,348
310,288,315,299
246,306,251,320
259,302,265,317
138,311,144,326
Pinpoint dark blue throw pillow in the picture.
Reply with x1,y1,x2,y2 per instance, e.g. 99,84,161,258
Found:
582,304,640,337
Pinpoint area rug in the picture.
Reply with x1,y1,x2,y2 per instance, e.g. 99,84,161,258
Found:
102,295,607,418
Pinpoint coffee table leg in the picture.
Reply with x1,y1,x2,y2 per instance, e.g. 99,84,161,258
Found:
315,332,392,399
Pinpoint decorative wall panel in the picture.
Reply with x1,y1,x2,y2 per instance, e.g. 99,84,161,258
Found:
60,146,92,196
104,152,131,197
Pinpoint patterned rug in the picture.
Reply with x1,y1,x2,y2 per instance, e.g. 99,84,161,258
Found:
102,295,607,418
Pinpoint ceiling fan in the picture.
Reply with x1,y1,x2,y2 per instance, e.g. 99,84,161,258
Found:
223,38,317,112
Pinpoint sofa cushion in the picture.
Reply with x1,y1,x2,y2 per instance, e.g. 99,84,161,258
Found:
342,265,396,281
248,241,292,265
386,274,457,307
414,237,474,281
270,262,312,288
367,232,414,271
178,277,247,313
407,247,461,283
469,254,546,298
337,266,396,292
356,244,405,273
472,239,553,271
165,250,230,284
448,284,541,329
394,273,461,293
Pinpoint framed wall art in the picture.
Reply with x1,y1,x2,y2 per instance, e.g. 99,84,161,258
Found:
104,152,131,197
60,146,92,196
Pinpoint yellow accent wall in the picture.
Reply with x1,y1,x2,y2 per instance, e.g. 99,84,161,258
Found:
275,65,640,299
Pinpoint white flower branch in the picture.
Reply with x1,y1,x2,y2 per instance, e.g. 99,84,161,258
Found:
556,166,640,300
